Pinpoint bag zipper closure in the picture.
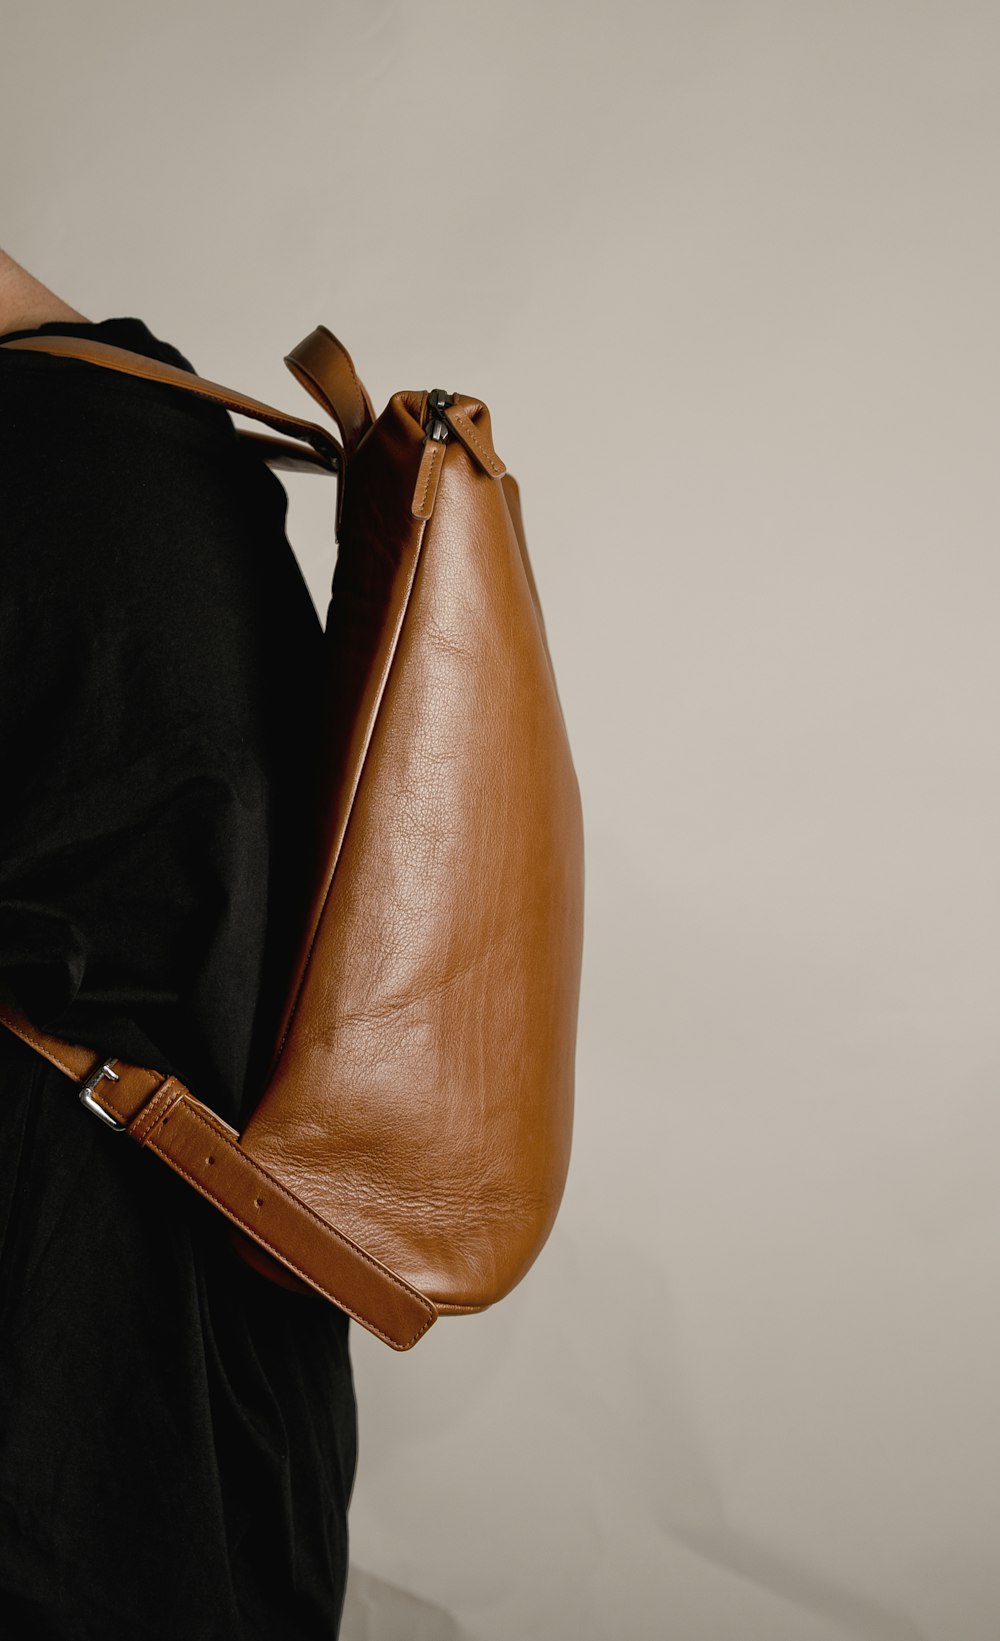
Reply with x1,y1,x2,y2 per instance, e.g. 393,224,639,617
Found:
426,388,454,443
410,389,506,520
411,389,454,520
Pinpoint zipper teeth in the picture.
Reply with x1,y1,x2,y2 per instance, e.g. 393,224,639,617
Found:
426,389,454,442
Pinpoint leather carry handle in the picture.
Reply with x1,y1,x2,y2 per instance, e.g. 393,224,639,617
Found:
0,332,344,473
0,1002,437,1350
285,325,375,458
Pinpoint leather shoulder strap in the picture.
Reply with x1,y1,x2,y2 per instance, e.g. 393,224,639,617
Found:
0,1002,436,1350
0,332,342,472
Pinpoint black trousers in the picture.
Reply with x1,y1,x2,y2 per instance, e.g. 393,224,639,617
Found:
0,315,357,1638
0,1028,357,1640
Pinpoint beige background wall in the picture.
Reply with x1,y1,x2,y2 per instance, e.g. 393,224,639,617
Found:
5,4,1000,1637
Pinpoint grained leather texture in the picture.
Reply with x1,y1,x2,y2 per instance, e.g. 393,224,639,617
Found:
240,378,584,1313
0,1002,437,1349
0,326,585,1343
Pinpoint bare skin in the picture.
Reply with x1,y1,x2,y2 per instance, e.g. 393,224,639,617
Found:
0,248,89,336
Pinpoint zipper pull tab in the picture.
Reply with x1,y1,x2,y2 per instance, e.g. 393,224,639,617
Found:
426,388,453,443
411,389,454,519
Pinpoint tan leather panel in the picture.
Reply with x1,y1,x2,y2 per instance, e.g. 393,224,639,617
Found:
241,389,584,1311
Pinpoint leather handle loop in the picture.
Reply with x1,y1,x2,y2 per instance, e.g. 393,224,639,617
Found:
0,333,343,472
284,326,374,459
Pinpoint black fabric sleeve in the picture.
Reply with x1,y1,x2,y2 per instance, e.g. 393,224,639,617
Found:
0,318,324,1125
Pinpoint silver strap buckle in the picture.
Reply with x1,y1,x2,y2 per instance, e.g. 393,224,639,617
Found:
78,1058,126,1131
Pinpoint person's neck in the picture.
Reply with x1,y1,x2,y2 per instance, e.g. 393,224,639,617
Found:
0,248,89,336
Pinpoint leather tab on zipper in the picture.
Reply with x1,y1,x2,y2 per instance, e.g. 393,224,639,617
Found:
411,436,446,519
443,403,506,477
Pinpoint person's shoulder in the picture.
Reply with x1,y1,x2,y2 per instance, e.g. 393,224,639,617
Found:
0,315,195,372
0,246,90,335
0,315,245,455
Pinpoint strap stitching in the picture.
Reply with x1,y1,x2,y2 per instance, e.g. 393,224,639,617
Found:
0,1015,434,1347
446,407,504,474
129,1078,183,1144
144,1101,435,1345
414,441,443,515
150,1130,434,1350
317,326,374,431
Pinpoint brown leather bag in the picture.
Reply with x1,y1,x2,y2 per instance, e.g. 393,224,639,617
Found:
0,327,584,1350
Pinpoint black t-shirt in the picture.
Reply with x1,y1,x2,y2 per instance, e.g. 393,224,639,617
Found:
0,317,356,1639
0,315,329,1123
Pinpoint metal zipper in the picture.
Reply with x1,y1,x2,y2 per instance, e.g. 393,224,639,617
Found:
425,388,454,443
411,389,455,520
